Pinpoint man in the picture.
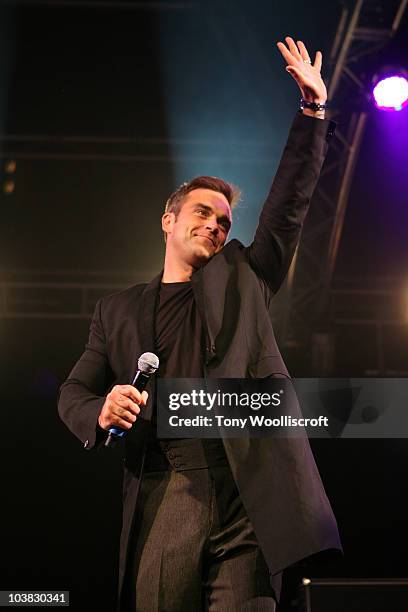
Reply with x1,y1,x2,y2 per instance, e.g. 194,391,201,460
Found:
59,37,341,611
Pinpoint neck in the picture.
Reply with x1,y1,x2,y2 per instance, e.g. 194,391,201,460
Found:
162,251,196,283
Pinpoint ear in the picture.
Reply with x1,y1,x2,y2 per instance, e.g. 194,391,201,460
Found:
161,211,176,238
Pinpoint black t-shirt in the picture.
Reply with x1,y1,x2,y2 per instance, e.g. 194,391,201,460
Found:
155,281,204,378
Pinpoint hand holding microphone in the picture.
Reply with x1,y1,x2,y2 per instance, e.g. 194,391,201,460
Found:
98,384,148,429
99,352,159,447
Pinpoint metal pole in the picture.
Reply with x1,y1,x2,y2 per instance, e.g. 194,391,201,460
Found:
323,111,368,303
328,0,364,101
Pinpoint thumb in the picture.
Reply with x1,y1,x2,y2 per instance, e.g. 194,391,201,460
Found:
286,65,301,79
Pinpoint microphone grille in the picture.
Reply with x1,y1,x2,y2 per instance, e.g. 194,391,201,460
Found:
138,352,159,374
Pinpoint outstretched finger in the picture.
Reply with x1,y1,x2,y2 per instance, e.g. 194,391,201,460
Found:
285,36,302,60
277,41,295,65
297,40,311,63
314,50,322,72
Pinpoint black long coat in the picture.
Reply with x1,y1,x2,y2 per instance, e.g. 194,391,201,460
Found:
58,112,342,608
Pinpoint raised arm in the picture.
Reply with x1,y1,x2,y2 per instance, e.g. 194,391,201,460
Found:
248,37,334,293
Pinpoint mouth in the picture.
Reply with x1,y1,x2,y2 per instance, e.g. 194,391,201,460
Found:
195,234,216,248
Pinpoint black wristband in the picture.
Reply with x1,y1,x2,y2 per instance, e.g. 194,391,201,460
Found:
300,98,327,112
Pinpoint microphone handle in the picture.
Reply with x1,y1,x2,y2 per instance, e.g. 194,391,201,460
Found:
104,370,151,447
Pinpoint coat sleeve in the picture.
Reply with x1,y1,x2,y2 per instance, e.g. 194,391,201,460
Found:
247,112,335,294
58,298,115,450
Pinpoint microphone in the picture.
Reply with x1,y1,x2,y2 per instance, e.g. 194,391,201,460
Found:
105,351,159,447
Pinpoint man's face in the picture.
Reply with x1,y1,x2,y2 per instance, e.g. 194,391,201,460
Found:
162,188,232,269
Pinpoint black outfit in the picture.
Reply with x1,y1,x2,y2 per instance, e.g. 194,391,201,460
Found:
120,281,280,610
58,113,342,612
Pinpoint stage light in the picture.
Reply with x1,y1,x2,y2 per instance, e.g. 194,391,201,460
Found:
372,71,408,112
4,160,16,174
3,179,15,194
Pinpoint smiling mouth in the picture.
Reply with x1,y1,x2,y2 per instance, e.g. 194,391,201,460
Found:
195,235,216,247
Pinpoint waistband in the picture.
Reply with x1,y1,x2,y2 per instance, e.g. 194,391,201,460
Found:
143,438,229,472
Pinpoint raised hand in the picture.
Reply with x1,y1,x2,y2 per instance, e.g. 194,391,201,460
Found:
277,37,327,104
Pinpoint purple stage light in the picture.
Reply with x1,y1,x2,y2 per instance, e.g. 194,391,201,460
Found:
372,75,408,112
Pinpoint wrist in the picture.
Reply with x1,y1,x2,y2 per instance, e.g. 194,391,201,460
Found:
301,97,327,105
300,98,326,120
301,108,325,120
300,98,326,111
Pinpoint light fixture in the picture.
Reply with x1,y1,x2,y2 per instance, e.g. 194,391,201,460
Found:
372,68,408,112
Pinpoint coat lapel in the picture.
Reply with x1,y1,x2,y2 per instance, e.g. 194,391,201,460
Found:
132,272,162,423
191,266,217,366
192,242,238,366
136,271,163,355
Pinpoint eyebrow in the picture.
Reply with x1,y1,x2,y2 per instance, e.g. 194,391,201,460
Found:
193,203,232,227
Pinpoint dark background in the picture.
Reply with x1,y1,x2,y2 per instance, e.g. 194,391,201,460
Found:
0,1,407,610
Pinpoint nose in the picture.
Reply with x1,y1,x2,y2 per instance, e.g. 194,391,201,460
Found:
205,216,219,234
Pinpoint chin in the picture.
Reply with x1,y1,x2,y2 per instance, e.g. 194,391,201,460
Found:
191,246,213,266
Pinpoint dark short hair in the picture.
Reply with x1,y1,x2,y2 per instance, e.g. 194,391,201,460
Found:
165,175,241,216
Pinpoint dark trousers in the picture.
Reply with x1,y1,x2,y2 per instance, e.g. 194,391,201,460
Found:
121,440,279,611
